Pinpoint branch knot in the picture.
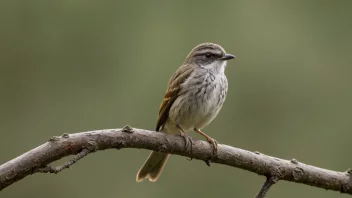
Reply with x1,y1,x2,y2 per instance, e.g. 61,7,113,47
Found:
292,167,305,181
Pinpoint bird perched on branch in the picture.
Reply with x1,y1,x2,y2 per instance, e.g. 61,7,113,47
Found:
136,42,235,182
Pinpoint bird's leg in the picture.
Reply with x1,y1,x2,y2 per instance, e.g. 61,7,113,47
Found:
177,125,193,159
194,128,218,155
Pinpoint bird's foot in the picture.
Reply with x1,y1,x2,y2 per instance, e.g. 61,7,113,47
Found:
206,137,218,156
180,132,193,160
193,128,218,156
203,138,218,166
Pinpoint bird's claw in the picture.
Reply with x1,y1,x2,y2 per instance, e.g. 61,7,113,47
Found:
202,138,218,166
180,132,193,156
207,137,218,156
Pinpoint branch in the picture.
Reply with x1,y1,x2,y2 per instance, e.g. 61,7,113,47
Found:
0,126,351,197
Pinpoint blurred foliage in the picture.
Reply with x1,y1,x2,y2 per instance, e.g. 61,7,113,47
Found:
1,0,351,198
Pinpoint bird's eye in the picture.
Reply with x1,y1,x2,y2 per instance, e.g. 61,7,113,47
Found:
205,53,212,58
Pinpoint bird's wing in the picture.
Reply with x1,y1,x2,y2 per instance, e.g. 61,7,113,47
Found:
156,65,194,131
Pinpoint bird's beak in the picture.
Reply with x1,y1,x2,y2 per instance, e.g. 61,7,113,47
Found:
220,53,236,60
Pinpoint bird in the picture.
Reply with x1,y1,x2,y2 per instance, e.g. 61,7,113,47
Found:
136,42,235,182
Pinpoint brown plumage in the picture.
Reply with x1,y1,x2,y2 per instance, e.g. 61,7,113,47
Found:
156,65,194,132
136,42,235,182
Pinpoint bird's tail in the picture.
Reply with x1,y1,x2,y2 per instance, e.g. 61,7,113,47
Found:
136,151,170,182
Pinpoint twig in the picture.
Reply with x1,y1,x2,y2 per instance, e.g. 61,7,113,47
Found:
0,126,351,197
35,148,91,174
255,176,278,198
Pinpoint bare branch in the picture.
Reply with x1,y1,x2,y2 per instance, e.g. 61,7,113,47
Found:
0,126,351,197
255,176,278,198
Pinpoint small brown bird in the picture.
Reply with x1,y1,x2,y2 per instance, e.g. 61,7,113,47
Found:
136,43,235,182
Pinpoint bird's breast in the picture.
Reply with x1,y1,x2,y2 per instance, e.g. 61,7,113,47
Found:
168,72,228,132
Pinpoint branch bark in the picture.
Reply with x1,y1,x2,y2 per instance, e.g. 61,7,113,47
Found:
0,126,351,197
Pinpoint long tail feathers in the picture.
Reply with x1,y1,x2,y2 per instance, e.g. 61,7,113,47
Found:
136,152,170,182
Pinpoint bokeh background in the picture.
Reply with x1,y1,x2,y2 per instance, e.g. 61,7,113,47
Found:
1,1,351,198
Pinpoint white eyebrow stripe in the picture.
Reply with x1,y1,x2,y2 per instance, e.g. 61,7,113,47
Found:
194,49,222,56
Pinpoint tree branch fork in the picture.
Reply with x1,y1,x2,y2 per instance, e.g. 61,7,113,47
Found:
0,126,351,197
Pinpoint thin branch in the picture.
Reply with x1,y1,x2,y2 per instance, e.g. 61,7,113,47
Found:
0,126,351,197
255,176,278,198
35,148,92,174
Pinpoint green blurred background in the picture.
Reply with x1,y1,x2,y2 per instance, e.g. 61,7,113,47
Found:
1,0,351,197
